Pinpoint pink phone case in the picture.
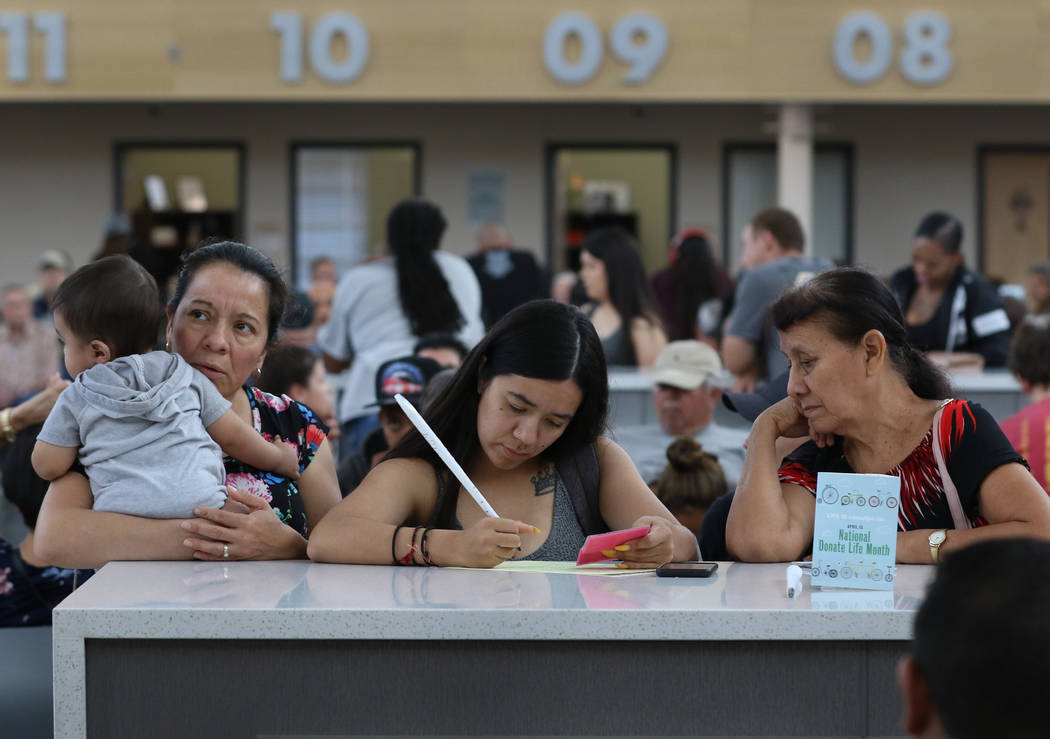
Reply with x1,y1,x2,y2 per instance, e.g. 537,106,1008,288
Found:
575,525,652,565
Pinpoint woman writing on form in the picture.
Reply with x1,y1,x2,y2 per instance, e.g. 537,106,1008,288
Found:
308,300,697,568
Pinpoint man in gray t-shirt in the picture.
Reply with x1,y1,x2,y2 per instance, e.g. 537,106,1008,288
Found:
723,207,832,391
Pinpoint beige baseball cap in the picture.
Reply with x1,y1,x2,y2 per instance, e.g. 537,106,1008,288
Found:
650,340,728,390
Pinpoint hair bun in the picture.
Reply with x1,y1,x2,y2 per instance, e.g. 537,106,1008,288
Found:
666,436,708,471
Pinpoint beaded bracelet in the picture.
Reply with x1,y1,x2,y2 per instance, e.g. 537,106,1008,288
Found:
397,526,424,566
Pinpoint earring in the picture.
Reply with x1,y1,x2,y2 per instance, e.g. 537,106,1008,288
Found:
165,340,171,352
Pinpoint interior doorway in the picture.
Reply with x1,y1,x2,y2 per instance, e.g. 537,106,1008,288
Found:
979,147,1050,286
113,142,244,297
546,144,676,274
291,142,420,290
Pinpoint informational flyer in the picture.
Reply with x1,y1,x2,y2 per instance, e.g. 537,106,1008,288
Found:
810,472,900,591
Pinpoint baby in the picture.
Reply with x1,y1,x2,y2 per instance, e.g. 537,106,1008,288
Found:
32,255,298,518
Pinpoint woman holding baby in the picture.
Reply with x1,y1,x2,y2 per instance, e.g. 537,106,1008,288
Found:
35,243,341,567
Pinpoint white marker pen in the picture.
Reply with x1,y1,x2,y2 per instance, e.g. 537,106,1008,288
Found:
786,564,804,598
394,393,500,518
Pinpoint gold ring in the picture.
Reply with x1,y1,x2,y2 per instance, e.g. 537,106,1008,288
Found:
223,543,229,559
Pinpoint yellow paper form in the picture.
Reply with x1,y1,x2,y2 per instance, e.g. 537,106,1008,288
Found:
449,561,654,576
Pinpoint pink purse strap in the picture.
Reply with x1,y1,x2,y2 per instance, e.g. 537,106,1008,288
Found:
930,400,972,530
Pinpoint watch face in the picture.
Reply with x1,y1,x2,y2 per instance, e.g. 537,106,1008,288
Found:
930,531,947,546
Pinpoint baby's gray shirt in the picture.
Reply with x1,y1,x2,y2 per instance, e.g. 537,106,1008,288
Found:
38,351,231,518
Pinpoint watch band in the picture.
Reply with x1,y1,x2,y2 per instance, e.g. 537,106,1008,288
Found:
929,530,947,564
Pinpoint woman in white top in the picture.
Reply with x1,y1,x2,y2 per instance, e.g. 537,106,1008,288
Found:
318,199,484,461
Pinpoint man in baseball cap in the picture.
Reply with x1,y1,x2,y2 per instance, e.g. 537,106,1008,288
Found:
614,341,748,486
337,355,443,495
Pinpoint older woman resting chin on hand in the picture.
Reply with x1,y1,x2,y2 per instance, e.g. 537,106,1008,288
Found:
35,242,341,569
726,267,1050,564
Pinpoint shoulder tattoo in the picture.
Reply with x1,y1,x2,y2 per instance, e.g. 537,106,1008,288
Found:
530,464,557,497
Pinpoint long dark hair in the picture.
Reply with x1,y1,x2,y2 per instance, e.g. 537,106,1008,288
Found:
385,299,608,528
582,228,662,327
669,233,721,341
169,241,288,345
387,198,464,336
771,266,951,399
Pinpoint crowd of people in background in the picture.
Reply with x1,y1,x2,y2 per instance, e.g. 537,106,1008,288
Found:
2,196,1050,646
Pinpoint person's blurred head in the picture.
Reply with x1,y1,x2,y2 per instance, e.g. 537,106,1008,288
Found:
740,208,805,270
414,332,469,369
580,227,659,324
476,222,513,251
370,355,444,449
167,241,288,399
1,284,32,331
551,271,579,304
1008,313,1050,394
912,212,964,291
650,341,726,436
307,280,335,327
310,256,338,285
51,256,163,376
256,344,336,428
37,249,73,302
1026,260,1050,314
650,436,727,535
420,367,456,411
899,538,1050,739
771,267,950,436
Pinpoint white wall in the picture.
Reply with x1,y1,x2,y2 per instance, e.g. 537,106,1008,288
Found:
3,102,1050,289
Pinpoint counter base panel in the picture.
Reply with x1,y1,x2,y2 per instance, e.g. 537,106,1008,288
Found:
84,638,905,738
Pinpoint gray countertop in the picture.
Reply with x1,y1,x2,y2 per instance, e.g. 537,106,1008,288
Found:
53,560,934,642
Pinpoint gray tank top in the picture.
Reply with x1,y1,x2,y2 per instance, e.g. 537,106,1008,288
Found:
517,471,588,561
584,303,637,367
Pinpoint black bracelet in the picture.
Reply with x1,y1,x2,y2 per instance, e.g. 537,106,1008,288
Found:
420,527,435,567
391,524,407,565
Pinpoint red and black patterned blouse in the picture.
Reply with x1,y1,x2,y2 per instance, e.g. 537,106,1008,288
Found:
778,399,1026,531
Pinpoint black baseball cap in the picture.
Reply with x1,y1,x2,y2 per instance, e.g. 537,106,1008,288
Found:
368,355,444,408
721,370,790,422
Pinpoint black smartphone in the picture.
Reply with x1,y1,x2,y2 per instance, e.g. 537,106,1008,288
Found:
656,561,719,578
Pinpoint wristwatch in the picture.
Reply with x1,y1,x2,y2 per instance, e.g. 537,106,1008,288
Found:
928,530,947,564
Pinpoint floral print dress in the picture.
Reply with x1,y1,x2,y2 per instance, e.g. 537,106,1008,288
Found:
223,385,329,537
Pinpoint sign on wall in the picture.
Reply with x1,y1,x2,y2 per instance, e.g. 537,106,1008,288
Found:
0,1,1037,102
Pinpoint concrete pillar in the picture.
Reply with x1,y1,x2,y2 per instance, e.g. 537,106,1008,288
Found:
777,103,814,255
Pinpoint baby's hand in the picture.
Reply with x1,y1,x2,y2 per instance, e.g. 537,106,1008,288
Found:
219,497,251,514
271,435,300,480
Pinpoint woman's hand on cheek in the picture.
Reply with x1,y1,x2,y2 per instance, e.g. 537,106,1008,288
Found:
181,485,303,560
615,516,674,569
760,397,810,441
759,397,834,449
